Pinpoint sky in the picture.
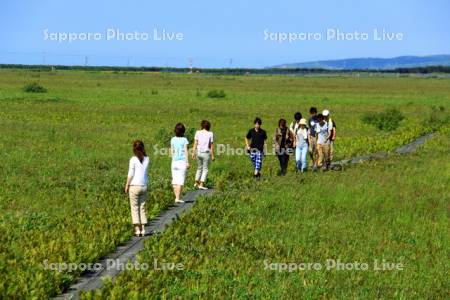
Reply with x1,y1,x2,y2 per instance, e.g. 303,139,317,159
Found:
0,0,449,68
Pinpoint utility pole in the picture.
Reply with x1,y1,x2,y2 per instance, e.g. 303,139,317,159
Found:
188,57,193,73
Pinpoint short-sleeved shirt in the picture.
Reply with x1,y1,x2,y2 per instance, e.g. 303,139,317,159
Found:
296,128,309,148
315,122,330,145
308,116,319,136
171,137,189,161
246,128,267,152
194,130,214,153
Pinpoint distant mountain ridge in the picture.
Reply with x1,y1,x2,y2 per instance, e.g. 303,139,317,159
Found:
271,55,450,70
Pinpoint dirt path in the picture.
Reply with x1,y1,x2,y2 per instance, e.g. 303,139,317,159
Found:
55,132,433,299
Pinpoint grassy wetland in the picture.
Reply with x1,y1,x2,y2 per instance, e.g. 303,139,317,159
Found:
0,69,448,298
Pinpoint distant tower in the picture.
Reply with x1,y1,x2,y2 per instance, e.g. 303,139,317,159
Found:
84,56,89,66
229,58,233,68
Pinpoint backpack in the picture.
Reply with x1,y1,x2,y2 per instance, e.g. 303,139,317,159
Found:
328,119,336,140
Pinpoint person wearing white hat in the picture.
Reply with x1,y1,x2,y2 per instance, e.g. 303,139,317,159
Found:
294,118,309,172
322,109,336,162
315,113,332,170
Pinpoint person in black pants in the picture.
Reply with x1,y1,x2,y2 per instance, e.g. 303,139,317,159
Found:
274,118,294,176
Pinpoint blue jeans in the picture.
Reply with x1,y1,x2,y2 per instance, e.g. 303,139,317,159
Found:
295,144,308,171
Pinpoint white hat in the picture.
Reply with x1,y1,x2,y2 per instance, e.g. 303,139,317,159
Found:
299,118,307,125
322,109,330,116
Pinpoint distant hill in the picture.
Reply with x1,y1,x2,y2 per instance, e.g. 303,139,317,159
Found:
271,55,450,70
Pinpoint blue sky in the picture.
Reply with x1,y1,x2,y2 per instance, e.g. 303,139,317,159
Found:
0,0,449,68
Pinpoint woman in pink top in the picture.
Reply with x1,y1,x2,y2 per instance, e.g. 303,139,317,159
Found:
192,120,215,189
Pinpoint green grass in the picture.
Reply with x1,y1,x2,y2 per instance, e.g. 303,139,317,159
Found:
0,69,448,298
85,130,450,299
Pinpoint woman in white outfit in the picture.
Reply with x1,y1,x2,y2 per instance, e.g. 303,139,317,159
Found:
294,119,309,173
192,120,214,190
125,140,149,237
170,123,189,203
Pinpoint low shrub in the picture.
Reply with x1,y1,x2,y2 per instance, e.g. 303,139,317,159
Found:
428,106,449,129
185,127,196,143
23,82,47,93
207,89,226,98
153,128,173,146
362,108,404,131
154,126,196,146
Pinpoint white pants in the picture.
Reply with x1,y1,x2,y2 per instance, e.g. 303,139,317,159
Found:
171,160,187,186
195,151,211,182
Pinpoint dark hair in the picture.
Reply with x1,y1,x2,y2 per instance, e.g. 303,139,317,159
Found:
294,112,302,121
201,120,211,131
278,118,287,128
133,140,147,163
310,107,317,114
317,113,324,120
254,117,262,125
174,123,186,137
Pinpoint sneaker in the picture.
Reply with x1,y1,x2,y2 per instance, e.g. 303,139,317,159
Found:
140,228,146,237
175,199,185,203
198,186,208,190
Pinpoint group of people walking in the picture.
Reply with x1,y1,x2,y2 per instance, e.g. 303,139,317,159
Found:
245,107,336,178
124,108,335,236
125,120,214,236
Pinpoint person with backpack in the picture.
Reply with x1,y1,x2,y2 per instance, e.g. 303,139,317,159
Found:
245,117,267,179
308,107,319,170
322,109,336,162
315,114,332,170
294,118,309,173
274,118,294,176
289,112,302,135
